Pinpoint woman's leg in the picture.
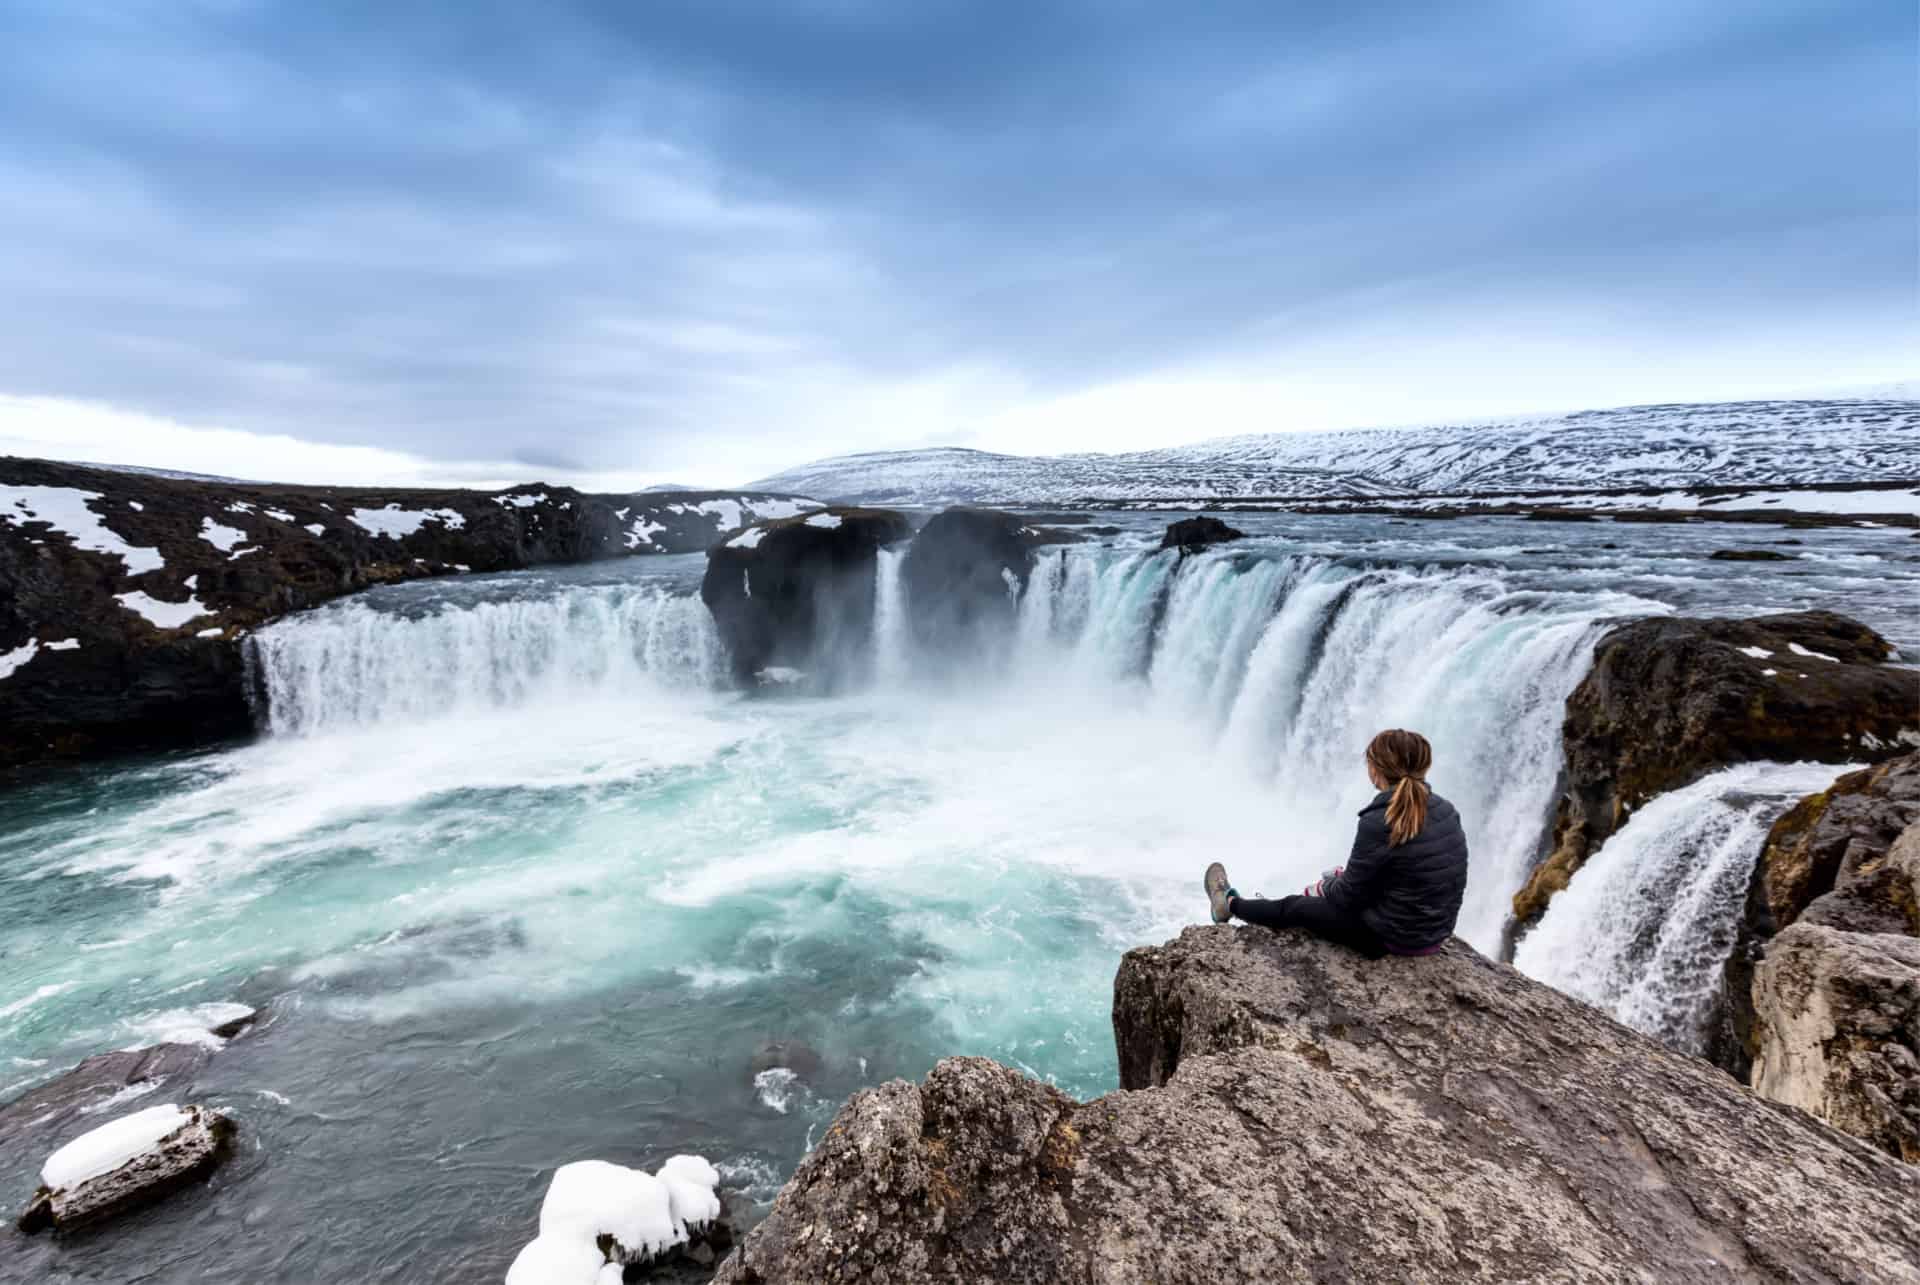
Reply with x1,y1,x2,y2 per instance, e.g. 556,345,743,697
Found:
1231,894,1386,958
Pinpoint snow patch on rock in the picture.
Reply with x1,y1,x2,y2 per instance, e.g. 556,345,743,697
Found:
115,588,207,630
1788,642,1840,663
625,517,666,549
348,505,467,538
199,518,248,553
727,526,768,550
803,512,843,530
41,1104,191,1191
0,485,166,575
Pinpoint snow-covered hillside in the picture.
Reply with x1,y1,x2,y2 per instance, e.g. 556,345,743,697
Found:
748,399,1920,505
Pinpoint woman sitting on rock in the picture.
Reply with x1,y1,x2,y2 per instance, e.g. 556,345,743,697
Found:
1204,728,1467,958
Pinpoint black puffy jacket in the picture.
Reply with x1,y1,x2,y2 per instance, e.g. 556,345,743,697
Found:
1321,789,1469,950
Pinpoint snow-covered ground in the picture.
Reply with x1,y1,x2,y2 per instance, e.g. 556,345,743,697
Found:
749,398,1920,506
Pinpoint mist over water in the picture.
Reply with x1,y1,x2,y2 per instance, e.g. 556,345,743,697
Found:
2,513,1915,1282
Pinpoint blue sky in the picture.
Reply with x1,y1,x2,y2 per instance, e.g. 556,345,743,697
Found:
0,0,1913,488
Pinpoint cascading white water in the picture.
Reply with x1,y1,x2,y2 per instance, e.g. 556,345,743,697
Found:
245,544,1660,956
248,584,723,737
1512,760,1854,1053
1014,547,1659,951
872,549,910,685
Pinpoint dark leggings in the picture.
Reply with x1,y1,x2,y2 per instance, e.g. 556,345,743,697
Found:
1231,894,1387,959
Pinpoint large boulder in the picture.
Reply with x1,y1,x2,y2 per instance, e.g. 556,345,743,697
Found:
715,927,1920,1284
700,508,910,685
1513,610,1918,922
0,457,813,766
899,507,1040,662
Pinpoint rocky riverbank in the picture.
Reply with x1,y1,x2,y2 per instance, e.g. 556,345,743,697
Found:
715,926,1920,1283
0,456,814,765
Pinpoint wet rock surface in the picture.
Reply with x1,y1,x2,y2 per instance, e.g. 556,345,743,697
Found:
1513,610,1918,923
716,926,1920,1283
700,507,910,685
0,458,812,766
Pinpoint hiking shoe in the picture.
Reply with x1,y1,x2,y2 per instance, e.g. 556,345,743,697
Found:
1204,862,1236,924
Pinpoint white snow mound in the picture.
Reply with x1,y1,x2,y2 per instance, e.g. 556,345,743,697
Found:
41,1103,191,1191
507,1154,722,1284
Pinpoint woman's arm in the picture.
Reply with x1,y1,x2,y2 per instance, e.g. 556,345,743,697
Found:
1321,815,1389,916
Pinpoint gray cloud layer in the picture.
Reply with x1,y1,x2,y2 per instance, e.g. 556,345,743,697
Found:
0,0,1912,482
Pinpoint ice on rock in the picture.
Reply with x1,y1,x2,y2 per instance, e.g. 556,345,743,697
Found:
505,1233,607,1285
41,1103,191,1191
658,1154,722,1230
507,1155,723,1283
540,1160,679,1258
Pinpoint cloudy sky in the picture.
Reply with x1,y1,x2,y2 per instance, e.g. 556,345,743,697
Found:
0,0,1913,490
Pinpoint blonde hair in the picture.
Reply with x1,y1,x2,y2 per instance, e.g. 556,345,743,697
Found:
1366,729,1433,847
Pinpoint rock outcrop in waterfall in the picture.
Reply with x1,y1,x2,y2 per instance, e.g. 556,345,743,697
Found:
715,927,1920,1283
0,457,815,765
1513,610,1919,923
700,507,911,685
899,507,1039,661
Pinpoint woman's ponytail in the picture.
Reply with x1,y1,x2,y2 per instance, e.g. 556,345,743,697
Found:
1366,729,1433,848
1385,775,1430,848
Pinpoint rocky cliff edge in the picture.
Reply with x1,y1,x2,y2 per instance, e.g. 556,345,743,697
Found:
716,926,1920,1284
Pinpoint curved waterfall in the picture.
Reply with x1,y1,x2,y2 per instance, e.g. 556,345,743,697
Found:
247,545,1663,954
247,584,722,737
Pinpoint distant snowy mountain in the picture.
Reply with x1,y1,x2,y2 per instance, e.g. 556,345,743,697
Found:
748,398,1920,505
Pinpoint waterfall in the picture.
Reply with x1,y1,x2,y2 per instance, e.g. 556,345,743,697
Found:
247,585,723,737
247,543,1664,958
1513,760,1853,1054
1013,547,1652,950
872,549,910,685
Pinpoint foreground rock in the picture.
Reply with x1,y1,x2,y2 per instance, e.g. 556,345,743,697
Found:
716,927,1920,1283
1159,515,1244,555
700,507,910,685
1734,753,1920,1161
901,507,1040,661
0,457,813,766
1513,610,1918,922
19,1104,234,1234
